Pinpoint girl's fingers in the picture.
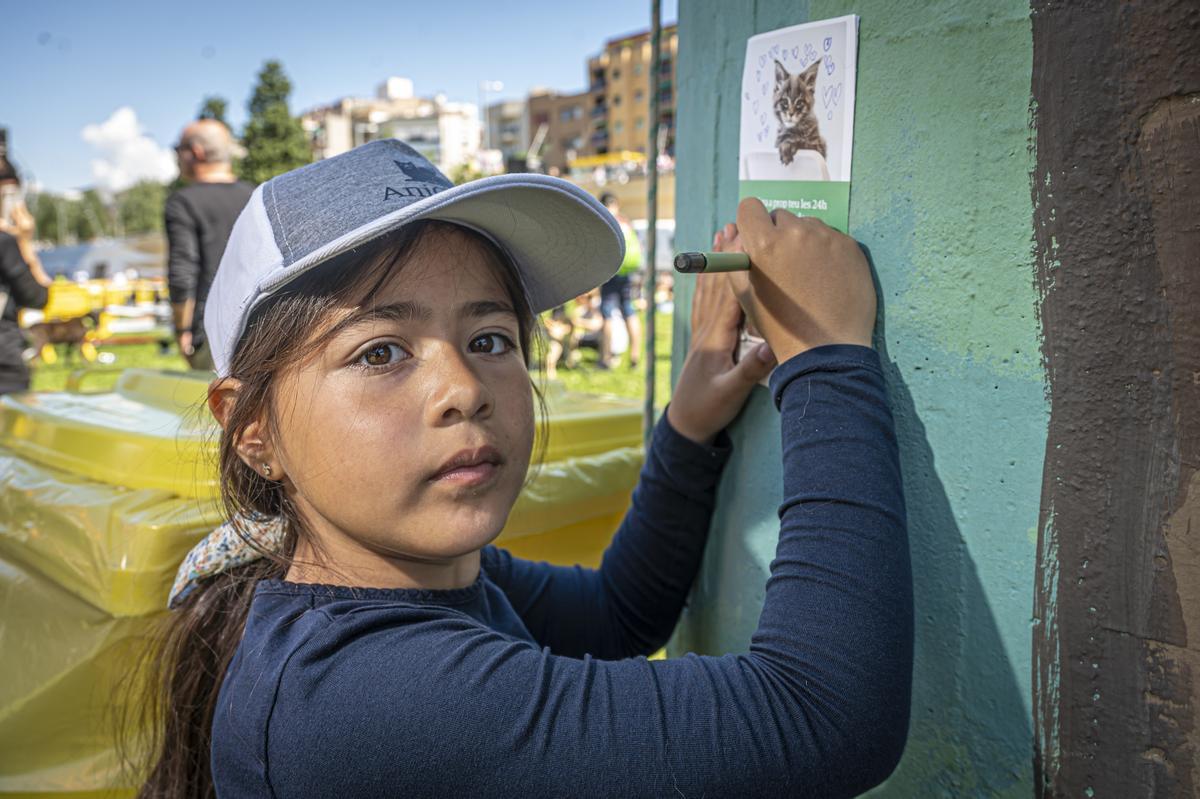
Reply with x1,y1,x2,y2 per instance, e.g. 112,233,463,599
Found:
692,275,743,349
690,272,710,331
713,274,743,332
722,341,776,388
727,270,751,305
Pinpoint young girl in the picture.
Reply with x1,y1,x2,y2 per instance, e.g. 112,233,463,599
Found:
137,139,912,798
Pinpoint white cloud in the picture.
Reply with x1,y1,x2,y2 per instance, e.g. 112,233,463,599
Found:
81,107,177,193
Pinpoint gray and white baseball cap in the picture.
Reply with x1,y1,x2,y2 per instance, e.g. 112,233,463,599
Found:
204,139,624,376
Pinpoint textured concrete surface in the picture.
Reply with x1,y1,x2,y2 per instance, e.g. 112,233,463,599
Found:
670,2,1045,794
1031,3,1200,795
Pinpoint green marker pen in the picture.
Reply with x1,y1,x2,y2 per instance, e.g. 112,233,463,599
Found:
673,251,751,274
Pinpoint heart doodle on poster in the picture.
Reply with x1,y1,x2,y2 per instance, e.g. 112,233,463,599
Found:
823,36,833,52
791,46,800,61
822,83,843,109
825,56,835,75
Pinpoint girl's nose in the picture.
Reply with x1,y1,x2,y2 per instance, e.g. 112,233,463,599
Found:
425,347,493,425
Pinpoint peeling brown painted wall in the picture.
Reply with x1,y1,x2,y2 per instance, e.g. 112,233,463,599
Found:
1032,2,1200,796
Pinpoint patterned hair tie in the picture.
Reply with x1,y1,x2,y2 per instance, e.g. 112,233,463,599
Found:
168,514,286,609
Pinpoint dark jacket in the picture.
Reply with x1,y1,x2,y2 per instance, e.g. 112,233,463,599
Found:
0,231,48,392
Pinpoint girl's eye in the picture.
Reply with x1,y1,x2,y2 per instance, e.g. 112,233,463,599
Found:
358,342,407,368
469,333,515,355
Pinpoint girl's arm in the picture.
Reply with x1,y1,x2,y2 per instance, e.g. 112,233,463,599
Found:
257,343,910,798
484,409,731,659
489,256,777,659
246,202,912,797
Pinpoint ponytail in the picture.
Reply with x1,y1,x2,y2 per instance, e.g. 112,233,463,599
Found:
130,560,282,798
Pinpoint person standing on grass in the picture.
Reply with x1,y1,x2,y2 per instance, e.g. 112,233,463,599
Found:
0,168,52,395
597,192,643,369
165,119,253,371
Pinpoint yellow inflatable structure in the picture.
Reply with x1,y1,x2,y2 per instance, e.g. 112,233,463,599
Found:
18,277,170,365
0,371,644,796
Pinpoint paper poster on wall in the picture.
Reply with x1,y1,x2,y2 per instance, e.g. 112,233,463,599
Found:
735,15,860,383
739,15,859,232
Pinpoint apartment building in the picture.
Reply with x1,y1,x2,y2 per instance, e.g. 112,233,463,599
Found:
587,24,678,158
484,99,530,163
300,78,480,175
526,89,590,174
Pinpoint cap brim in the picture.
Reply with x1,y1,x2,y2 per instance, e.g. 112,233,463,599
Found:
259,173,625,313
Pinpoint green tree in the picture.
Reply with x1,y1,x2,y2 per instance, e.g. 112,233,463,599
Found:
448,162,483,185
198,95,229,126
75,189,111,241
29,192,66,245
118,180,167,236
239,60,311,185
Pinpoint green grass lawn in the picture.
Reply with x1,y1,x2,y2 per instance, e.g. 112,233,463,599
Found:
29,339,189,392
28,313,677,405
542,312,674,407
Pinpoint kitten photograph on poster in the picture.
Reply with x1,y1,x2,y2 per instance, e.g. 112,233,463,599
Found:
739,15,859,228
773,58,826,166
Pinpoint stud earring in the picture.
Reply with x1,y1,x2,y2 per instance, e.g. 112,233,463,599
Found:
261,463,273,477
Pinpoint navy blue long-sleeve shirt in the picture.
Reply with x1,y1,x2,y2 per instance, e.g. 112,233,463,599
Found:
211,345,913,798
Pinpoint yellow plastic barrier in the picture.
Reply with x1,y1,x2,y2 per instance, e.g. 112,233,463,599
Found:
24,277,166,321
0,370,643,795
38,280,93,323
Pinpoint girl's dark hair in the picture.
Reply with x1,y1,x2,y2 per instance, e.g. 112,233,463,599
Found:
122,221,544,798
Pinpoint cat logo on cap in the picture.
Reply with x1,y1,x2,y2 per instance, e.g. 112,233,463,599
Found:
384,158,449,201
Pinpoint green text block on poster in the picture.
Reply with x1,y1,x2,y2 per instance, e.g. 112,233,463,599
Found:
739,180,851,232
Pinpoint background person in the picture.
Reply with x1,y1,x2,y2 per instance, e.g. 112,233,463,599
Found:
0,173,52,395
165,119,253,371
569,288,606,361
541,305,573,380
541,290,606,377
597,192,643,369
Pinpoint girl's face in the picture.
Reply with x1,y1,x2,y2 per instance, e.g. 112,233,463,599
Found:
269,227,535,581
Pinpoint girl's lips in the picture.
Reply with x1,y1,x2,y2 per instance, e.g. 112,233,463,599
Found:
430,446,504,487
431,462,499,487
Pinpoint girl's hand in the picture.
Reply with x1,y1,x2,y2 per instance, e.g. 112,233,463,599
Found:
726,198,876,362
666,226,777,446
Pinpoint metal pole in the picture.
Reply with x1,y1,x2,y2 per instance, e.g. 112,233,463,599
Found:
642,0,662,445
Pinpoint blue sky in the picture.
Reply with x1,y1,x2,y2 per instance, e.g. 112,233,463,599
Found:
2,0,678,193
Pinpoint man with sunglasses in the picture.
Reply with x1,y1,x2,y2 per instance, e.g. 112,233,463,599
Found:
166,119,253,370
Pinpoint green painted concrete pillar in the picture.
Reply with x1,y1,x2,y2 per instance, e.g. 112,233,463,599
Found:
670,2,1045,795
